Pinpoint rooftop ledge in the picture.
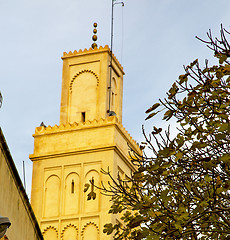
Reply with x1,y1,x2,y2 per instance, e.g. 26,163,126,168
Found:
33,116,140,153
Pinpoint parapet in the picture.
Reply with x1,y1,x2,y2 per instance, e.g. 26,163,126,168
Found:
34,116,140,153
62,45,124,74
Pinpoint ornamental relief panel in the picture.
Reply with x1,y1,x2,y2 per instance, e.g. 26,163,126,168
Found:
43,226,58,240
44,175,60,218
81,222,99,240
61,224,78,240
64,172,80,215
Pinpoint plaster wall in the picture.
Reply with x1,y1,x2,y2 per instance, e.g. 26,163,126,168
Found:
0,129,42,240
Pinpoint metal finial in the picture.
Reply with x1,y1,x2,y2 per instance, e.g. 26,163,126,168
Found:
92,22,98,49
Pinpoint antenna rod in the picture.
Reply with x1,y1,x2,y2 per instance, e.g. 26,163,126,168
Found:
108,0,124,114
23,160,26,191
0,92,2,109
108,0,114,114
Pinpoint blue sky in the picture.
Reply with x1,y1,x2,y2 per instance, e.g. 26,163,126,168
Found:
0,0,230,196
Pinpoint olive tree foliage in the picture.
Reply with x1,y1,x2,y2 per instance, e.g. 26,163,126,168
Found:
102,25,230,240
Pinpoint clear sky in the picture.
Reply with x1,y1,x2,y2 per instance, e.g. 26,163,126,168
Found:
0,0,230,196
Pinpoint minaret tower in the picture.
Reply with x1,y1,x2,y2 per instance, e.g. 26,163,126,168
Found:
30,24,140,240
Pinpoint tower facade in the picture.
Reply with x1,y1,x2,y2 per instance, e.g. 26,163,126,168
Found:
30,46,140,240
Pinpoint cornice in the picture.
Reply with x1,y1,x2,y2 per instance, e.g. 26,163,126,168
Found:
30,145,117,161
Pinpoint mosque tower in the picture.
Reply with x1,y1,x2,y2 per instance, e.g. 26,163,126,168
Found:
30,24,140,240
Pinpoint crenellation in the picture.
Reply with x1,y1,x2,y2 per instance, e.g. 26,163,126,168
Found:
61,45,124,74
59,123,65,130
72,122,78,127
33,116,140,153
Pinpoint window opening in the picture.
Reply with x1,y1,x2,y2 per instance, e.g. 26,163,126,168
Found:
71,180,75,194
81,112,86,122
112,92,115,107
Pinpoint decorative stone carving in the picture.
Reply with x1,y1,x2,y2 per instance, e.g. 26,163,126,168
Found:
42,226,58,240
70,70,99,92
61,224,78,240
81,222,99,240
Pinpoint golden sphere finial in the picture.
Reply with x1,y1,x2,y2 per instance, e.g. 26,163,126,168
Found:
92,43,98,49
92,22,98,49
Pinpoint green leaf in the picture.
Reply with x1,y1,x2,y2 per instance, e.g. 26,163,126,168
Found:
145,111,160,120
200,200,209,208
220,154,230,163
190,59,198,67
216,187,224,194
146,103,160,113
218,123,229,132
103,223,114,235
215,133,226,142
162,109,174,121
204,175,212,182
128,216,144,228
175,222,183,232
179,74,188,84
175,151,183,161
184,182,191,191
215,53,227,64
168,83,179,99
150,164,159,171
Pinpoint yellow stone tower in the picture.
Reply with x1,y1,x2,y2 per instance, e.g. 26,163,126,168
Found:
30,45,140,240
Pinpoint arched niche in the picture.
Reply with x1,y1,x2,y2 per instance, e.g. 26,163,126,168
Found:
64,172,80,215
69,71,98,123
111,77,117,113
44,175,60,217
81,222,99,240
61,224,78,240
43,226,58,240
84,170,100,213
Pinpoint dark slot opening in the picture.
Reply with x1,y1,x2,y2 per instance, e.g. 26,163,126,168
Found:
71,180,74,194
81,112,86,122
